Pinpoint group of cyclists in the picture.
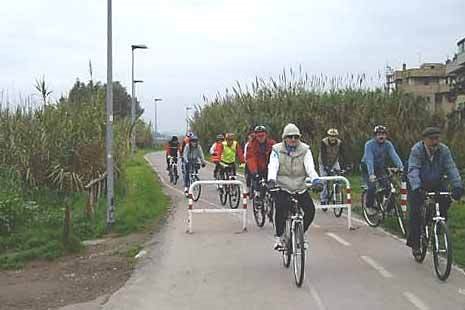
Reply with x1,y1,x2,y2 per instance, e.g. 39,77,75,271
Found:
165,123,464,257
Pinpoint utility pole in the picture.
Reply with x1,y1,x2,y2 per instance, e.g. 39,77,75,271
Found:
185,106,193,133
130,44,148,156
154,98,163,143
106,0,115,229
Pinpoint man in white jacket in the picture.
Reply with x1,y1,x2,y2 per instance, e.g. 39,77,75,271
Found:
268,123,321,250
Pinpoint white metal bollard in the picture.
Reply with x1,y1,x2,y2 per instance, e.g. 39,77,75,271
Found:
186,180,248,233
309,176,353,230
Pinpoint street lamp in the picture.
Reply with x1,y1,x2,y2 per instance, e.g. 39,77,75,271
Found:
154,98,163,142
131,44,148,156
185,106,193,133
106,0,115,229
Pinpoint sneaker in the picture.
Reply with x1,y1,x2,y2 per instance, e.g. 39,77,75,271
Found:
184,187,189,197
274,236,284,250
304,238,309,250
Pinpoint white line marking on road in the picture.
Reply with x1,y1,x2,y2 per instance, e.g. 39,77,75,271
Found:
307,281,326,310
326,232,351,246
360,255,393,278
459,288,465,296
403,292,429,310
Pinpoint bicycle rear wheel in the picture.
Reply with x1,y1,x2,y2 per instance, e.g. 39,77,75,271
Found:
333,184,344,218
253,196,266,227
433,221,452,281
361,191,383,227
191,176,201,201
229,184,241,209
293,222,305,287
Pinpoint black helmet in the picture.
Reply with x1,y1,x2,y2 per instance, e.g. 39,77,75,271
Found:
373,125,387,134
190,135,199,141
171,136,178,142
216,134,224,140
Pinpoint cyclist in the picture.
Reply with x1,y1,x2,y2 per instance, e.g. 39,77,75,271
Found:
217,133,245,177
244,129,256,192
318,128,344,205
406,127,464,257
268,123,321,250
180,131,193,175
361,125,404,210
165,136,180,171
247,125,276,197
183,135,207,195
209,134,224,179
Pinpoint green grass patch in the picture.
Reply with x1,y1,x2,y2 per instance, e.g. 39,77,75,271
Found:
0,149,168,269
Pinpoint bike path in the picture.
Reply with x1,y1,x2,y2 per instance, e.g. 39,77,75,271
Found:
100,152,465,310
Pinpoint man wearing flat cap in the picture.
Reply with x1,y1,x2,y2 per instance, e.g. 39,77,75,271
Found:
407,127,464,257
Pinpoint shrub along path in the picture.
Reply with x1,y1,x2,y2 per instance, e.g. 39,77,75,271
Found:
0,150,170,310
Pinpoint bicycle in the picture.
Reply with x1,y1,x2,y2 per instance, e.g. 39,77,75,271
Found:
167,156,179,185
325,169,347,217
361,168,407,236
187,162,201,201
414,191,453,281
252,177,274,228
269,186,307,287
217,162,241,209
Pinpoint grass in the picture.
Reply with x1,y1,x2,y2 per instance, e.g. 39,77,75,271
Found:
0,149,169,269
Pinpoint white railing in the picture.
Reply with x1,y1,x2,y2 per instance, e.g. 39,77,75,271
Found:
186,180,248,233
310,176,353,230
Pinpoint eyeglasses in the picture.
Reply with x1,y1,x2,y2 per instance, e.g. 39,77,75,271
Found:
286,135,300,140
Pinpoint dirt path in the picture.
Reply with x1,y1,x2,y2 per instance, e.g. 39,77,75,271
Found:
0,226,159,310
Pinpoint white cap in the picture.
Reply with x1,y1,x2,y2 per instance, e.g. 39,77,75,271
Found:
282,123,301,139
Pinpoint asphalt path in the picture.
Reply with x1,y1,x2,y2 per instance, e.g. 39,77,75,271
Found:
64,152,465,310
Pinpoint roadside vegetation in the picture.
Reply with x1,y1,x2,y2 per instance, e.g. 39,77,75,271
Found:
0,77,167,269
192,68,465,268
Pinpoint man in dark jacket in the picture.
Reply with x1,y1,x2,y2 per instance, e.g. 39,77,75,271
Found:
407,127,464,256
318,128,344,204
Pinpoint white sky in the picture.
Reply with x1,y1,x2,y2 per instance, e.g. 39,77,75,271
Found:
1,0,464,133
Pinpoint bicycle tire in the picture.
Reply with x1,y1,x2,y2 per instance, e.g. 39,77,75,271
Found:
293,222,305,287
414,224,429,263
191,176,201,201
393,200,407,237
229,184,241,209
333,184,344,218
361,191,383,227
433,221,452,281
218,173,228,205
253,196,266,227
282,221,292,268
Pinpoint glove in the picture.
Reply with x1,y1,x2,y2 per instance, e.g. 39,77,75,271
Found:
267,179,277,190
239,163,245,168
312,179,324,192
452,187,464,201
201,163,206,168
324,166,331,174
253,173,260,181
369,175,376,183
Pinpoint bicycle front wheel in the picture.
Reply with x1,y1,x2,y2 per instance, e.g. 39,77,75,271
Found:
282,220,292,268
191,176,201,201
333,184,344,218
415,224,430,263
253,197,266,227
229,184,241,209
393,200,407,237
361,191,383,227
433,221,452,281
292,222,305,287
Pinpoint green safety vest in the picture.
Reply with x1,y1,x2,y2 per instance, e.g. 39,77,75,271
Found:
222,141,237,164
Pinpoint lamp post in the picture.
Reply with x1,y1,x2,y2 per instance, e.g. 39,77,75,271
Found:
106,0,115,229
131,44,148,156
185,106,193,133
154,98,163,143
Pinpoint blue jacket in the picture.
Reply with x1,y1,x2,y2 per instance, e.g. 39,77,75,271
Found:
407,142,463,191
361,139,403,176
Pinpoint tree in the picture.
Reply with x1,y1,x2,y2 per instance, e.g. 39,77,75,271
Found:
67,79,144,119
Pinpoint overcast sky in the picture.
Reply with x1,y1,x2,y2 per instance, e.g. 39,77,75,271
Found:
1,0,464,133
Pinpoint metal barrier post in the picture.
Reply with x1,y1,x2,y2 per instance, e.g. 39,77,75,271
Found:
186,180,248,233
